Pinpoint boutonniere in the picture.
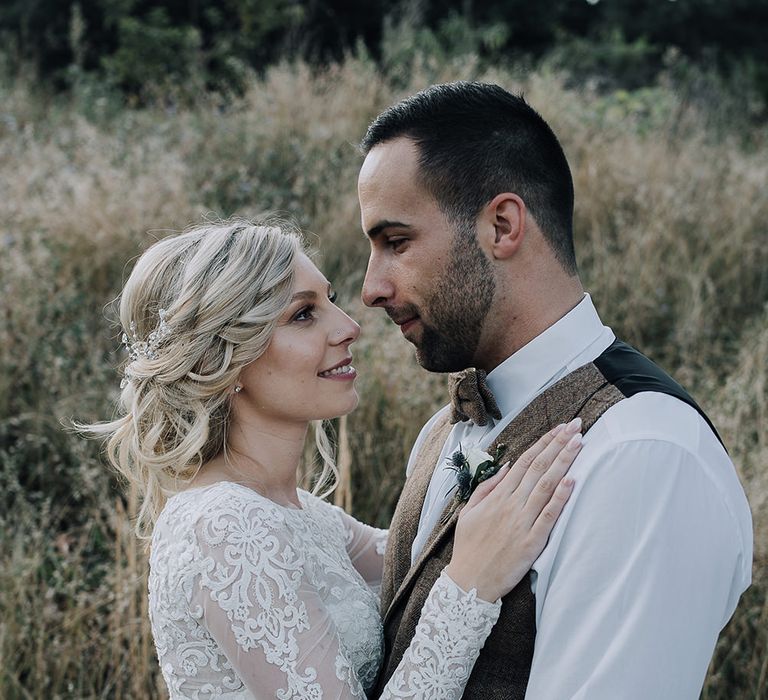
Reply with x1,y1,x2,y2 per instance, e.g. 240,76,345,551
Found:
446,443,507,503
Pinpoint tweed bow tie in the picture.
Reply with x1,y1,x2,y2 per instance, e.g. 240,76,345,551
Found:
448,368,502,426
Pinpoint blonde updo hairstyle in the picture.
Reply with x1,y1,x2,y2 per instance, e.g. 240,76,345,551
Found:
85,219,337,538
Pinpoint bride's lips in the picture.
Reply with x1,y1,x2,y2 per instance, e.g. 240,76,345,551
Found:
317,357,357,380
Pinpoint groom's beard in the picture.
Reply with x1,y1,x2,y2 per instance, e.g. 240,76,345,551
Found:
415,225,495,373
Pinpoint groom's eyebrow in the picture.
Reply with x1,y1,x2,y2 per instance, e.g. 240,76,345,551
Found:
365,220,411,239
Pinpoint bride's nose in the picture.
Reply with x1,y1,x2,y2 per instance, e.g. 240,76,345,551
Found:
332,312,360,345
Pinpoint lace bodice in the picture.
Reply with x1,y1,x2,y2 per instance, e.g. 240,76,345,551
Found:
148,482,500,699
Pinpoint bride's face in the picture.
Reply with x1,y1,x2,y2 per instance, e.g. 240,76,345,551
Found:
236,253,361,423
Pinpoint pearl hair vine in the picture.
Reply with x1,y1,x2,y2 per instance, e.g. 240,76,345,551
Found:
120,308,173,388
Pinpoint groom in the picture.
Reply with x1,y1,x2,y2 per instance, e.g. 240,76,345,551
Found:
357,82,753,699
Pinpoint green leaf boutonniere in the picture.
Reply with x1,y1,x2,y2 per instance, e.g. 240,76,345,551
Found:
447,443,507,503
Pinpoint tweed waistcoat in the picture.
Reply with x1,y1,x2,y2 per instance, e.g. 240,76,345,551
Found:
372,340,717,699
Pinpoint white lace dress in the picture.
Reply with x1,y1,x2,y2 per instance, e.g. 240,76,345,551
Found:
148,482,500,699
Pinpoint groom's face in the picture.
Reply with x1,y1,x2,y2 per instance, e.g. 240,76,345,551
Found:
358,137,494,372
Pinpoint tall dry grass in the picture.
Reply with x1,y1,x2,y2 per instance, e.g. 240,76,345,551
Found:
0,53,766,698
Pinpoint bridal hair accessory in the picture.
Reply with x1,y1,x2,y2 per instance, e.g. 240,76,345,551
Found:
446,442,507,503
120,308,173,388
448,368,501,426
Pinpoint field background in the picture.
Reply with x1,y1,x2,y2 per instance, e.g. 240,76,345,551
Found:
1,1,767,698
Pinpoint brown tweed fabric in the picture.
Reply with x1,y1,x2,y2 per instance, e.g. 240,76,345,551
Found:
373,362,624,699
448,367,502,426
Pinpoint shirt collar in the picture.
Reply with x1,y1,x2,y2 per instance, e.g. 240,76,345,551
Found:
486,294,607,417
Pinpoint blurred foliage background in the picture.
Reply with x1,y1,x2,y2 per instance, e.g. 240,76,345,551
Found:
1,0,768,100
0,0,767,698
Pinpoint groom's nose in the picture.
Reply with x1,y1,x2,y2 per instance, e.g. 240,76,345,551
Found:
362,257,394,308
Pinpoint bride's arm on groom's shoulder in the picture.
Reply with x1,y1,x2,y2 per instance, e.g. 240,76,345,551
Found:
524,402,752,699
379,420,582,699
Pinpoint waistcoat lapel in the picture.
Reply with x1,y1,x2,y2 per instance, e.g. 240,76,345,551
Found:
384,476,463,624
380,410,453,617
488,362,615,462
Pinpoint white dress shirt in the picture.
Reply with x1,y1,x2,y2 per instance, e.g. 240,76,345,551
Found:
406,294,753,699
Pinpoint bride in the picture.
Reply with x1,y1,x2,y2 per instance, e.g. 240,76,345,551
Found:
85,219,581,699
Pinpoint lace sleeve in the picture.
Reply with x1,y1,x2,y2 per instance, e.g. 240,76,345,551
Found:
190,494,498,699
332,505,388,592
191,499,368,699
380,571,501,699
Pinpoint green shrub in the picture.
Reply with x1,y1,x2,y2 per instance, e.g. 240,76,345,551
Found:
101,8,203,97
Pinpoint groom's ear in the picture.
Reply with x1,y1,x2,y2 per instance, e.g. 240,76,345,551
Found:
483,193,526,260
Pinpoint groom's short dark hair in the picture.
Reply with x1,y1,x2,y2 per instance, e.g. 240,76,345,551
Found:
360,82,577,274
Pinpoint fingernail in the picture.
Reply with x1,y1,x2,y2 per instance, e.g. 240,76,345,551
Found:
567,433,582,449
565,417,582,434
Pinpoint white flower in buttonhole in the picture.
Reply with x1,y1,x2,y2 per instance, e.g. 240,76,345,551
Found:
465,447,494,477
446,443,507,504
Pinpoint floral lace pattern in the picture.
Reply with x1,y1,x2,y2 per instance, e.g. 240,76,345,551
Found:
149,482,500,699
383,571,501,697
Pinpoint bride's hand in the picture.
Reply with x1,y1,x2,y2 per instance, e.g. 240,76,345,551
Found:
444,418,583,602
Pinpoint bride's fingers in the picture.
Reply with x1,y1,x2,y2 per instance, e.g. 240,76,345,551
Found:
521,432,582,523
513,418,582,502
493,423,566,498
529,476,575,543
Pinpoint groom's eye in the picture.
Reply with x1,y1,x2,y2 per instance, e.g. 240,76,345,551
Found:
388,237,408,251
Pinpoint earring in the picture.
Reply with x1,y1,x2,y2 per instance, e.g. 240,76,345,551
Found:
233,385,243,393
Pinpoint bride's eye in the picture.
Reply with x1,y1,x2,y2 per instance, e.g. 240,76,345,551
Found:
293,304,316,322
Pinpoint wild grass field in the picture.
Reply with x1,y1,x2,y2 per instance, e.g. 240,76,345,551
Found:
0,50,766,698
